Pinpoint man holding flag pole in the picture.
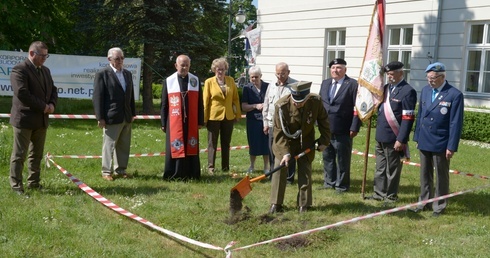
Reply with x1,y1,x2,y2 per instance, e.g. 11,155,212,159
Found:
355,0,386,198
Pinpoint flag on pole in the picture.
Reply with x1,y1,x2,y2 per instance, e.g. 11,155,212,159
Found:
245,26,261,65
355,0,386,121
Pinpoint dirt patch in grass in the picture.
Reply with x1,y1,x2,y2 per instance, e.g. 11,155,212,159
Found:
225,206,252,225
275,236,310,251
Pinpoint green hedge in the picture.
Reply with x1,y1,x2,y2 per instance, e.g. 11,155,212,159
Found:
462,111,490,143
139,83,163,99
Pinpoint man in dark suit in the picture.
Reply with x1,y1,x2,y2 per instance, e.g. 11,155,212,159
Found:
318,58,361,193
412,62,464,217
366,61,417,202
9,41,58,196
93,47,136,181
269,81,330,213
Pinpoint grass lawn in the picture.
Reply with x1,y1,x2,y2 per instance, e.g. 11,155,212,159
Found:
0,96,489,257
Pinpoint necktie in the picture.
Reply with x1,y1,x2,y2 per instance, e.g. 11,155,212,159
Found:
330,81,337,100
389,84,394,92
432,88,438,102
37,67,44,83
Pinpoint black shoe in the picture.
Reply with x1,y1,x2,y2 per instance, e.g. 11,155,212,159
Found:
299,206,308,213
317,186,334,190
365,195,384,201
408,206,427,213
432,210,444,217
27,184,43,190
269,204,283,214
335,189,346,195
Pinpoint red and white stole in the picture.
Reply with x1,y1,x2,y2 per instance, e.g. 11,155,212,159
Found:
166,73,199,158
383,86,410,159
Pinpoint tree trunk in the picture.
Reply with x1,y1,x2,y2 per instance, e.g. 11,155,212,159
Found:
142,43,154,114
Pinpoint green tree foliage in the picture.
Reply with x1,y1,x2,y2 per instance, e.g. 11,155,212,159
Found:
72,0,233,113
0,0,78,53
227,0,257,79
1,0,256,114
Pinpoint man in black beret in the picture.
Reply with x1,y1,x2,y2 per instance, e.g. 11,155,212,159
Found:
318,58,361,193
365,61,417,202
328,58,347,67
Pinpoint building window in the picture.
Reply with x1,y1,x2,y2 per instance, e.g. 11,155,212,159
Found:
324,29,346,79
387,26,413,82
466,23,490,93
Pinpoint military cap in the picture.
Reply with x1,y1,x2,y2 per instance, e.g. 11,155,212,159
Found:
425,62,446,73
328,58,347,68
384,61,404,72
288,81,312,102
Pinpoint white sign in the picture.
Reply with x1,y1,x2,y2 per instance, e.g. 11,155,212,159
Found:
0,50,141,100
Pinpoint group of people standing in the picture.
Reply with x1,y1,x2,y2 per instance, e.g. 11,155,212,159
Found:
8,41,464,218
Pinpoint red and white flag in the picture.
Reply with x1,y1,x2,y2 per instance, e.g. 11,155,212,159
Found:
355,0,386,121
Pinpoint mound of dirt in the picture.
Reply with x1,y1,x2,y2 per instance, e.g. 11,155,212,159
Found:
275,236,310,251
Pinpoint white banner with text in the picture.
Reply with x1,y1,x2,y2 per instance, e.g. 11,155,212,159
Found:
0,50,141,100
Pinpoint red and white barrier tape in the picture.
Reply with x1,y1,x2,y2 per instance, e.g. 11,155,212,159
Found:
226,183,490,255
0,113,246,119
44,150,490,257
48,147,488,182
352,149,490,180
0,113,161,120
45,154,231,255
49,146,249,159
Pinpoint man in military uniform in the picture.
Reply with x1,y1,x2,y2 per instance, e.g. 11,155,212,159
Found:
269,81,331,213
366,61,417,202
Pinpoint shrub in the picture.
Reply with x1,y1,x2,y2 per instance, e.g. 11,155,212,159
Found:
462,111,490,143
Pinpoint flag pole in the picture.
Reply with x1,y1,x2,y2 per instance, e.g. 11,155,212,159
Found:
361,117,372,199
355,0,385,199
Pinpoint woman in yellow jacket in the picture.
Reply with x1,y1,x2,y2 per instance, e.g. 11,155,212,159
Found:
203,58,241,175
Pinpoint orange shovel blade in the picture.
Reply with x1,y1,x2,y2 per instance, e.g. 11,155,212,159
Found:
231,174,268,199
231,176,252,199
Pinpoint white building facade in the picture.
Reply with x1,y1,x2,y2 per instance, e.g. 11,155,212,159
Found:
256,0,490,107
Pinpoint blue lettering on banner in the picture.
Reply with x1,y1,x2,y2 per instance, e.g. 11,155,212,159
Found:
0,84,13,91
0,66,14,76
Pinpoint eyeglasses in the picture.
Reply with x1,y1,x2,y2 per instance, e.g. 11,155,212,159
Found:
34,52,49,59
111,57,125,61
427,74,443,81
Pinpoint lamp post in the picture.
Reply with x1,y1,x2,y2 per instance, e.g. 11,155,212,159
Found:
227,3,246,76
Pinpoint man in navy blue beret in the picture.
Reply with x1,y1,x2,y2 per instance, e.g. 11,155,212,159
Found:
365,61,417,203
411,62,464,217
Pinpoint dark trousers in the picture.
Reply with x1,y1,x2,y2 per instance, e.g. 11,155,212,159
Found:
322,134,352,191
268,127,295,181
418,150,450,213
10,126,47,191
207,119,234,171
373,142,403,199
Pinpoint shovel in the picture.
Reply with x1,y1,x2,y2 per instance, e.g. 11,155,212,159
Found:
229,141,319,215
